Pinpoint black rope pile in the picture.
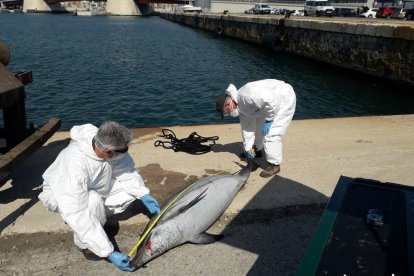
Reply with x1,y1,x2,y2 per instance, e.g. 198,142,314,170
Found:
154,129,219,155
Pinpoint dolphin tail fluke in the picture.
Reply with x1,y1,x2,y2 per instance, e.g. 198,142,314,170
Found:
235,150,257,181
190,233,224,244
248,158,259,172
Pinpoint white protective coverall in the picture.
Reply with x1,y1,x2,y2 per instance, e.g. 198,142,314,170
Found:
38,124,150,257
226,79,296,165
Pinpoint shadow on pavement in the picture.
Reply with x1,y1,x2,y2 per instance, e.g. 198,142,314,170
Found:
212,142,272,171
107,200,152,223
0,138,69,234
220,175,328,275
213,139,329,275
211,142,244,155
106,199,154,251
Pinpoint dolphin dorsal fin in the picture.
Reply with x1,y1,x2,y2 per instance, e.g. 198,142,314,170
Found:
177,187,209,214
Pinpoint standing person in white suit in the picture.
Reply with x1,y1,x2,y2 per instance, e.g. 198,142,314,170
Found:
216,79,296,178
38,121,160,271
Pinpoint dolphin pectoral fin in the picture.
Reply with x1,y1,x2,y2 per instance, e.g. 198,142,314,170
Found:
189,233,224,244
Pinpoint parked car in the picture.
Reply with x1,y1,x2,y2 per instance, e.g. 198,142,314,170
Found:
270,8,280,14
405,8,414,20
390,7,408,19
334,8,357,17
291,9,305,16
253,4,271,14
245,7,254,14
304,0,334,16
278,9,289,15
376,6,400,18
271,8,287,15
359,8,378,18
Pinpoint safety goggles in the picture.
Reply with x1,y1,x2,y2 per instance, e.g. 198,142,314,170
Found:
92,137,129,159
110,146,129,158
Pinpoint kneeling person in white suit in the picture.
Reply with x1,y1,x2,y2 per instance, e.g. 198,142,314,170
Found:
38,121,160,271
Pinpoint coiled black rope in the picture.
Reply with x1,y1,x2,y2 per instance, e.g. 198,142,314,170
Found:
154,129,219,155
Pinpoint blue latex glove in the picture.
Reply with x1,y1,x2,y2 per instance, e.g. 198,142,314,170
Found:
108,251,133,272
247,150,256,159
141,194,161,215
262,120,273,136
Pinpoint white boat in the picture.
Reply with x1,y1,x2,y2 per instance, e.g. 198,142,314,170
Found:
75,9,106,16
74,1,106,16
180,4,202,13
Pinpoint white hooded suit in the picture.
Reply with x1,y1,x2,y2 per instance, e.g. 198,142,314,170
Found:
38,124,150,257
226,79,296,165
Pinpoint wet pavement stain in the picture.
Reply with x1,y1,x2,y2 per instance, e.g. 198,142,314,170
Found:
204,169,223,175
138,163,199,205
130,128,163,144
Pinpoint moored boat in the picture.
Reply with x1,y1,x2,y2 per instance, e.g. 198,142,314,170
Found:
181,4,202,13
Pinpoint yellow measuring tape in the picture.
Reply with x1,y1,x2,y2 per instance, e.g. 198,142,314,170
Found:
128,184,195,257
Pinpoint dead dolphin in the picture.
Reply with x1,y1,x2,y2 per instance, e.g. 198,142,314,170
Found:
130,162,252,270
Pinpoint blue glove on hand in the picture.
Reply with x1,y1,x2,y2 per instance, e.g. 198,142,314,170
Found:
142,194,161,215
108,251,133,272
262,120,273,136
247,150,256,159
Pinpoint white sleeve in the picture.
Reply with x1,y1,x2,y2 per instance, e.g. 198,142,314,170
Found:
111,154,150,198
240,115,256,151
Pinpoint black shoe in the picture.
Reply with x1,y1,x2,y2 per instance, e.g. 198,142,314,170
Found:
76,247,102,261
239,150,263,159
259,163,280,178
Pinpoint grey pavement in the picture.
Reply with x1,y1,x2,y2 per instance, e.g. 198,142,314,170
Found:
0,115,413,274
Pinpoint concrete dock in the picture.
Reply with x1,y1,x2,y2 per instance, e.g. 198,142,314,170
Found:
1,114,413,237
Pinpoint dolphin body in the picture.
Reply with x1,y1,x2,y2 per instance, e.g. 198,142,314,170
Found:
130,162,252,270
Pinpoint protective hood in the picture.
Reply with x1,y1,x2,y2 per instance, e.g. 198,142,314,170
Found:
225,83,239,103
70,124,101,160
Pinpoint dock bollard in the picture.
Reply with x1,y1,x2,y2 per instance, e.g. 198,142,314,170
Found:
0,41,10,66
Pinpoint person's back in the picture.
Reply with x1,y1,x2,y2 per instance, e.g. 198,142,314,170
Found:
41,124,111,212
236,79,293,119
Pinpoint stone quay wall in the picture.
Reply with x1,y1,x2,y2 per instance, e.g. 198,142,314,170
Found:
159,13,414,88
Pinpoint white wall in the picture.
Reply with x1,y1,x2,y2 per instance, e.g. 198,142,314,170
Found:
23,0,66,12
106,0,141,15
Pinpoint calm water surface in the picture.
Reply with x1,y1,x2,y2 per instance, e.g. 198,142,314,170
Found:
2,14,414,129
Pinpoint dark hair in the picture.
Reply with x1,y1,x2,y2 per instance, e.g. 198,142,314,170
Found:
216,95,227,119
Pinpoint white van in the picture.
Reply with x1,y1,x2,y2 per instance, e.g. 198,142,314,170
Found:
304,0,334,16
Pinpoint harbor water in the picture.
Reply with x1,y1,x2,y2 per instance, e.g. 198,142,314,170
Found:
1,13,414,130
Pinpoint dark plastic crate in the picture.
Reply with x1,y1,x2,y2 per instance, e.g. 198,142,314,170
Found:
296,176,414,276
